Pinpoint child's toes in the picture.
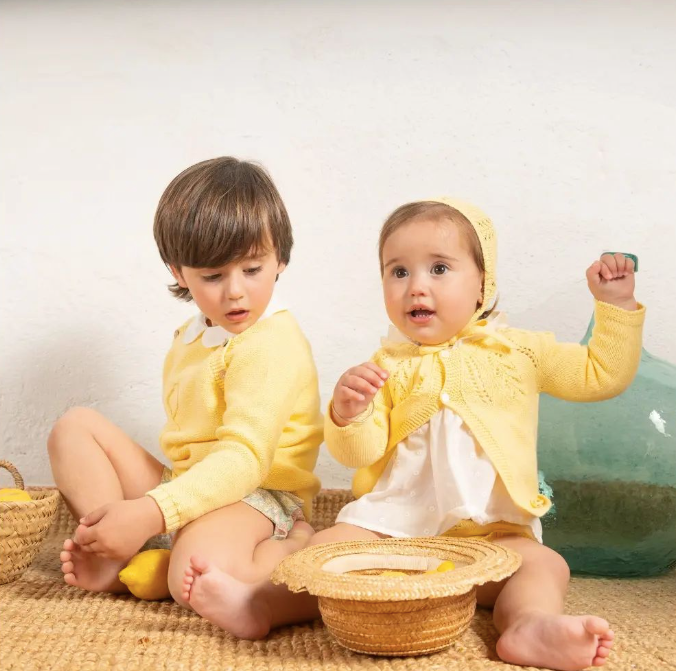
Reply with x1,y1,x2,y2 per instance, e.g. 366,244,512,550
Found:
583,615,610,636
60,550,72,563
181,578,193,601
181,567,196,603
73,525,87,543
189,554,210,574
61,561,75,574
64,572,78,587
63,538,76,552
593,629,615,666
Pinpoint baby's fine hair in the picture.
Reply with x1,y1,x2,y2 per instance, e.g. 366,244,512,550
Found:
154,156,293,301
378,201,485,277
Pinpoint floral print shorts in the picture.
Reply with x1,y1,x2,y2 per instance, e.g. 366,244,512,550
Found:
141,467,305,551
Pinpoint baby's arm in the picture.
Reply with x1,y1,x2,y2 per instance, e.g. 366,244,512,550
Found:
586,253,637,312
538,253,645,401
324,359,392,468
146,334,307,533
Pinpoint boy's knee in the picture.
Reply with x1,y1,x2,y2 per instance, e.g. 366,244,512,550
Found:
48,407,94,454
47,406,101,446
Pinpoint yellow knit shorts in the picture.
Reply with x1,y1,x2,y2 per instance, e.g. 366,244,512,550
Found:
441,518,537,542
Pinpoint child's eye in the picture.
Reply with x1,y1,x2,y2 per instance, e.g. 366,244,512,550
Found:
202,274,222,282
431,263,449,276
244,266,263,275
392,267,408,279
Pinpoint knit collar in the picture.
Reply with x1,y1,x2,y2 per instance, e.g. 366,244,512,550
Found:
381,310,512,355
183,296,286,347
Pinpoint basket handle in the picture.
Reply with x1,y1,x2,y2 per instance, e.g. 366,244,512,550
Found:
0,461,25,490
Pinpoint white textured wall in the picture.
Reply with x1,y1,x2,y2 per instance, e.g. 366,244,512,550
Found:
1,1,675,490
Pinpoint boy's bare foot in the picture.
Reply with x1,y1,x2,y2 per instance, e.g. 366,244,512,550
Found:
60,538,129,593
182,555,271,639
496,612,614,670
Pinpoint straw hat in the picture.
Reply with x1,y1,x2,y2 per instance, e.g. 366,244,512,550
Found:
272,536,521,656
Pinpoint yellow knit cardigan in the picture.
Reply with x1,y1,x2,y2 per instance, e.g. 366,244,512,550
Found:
147,310,323,532
325,300,645,517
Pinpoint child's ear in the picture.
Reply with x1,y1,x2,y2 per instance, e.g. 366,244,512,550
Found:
275,261,287,282
170,265,188,288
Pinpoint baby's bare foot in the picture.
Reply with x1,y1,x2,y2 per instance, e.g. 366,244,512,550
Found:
182,554,271,639
60,538,128,593
497,612,614,670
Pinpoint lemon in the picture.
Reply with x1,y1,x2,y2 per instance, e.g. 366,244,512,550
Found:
436,560,455,573
119,549,171,600
424,560,456,575
0,488,32,502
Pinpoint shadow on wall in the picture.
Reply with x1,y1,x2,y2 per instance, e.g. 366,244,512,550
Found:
509,280,592,342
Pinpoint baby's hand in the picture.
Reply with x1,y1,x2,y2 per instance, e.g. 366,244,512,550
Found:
586,253,638,311
332,362,388,427
73,497,165,560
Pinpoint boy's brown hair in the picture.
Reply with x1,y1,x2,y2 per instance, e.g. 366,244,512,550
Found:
154,157,293,301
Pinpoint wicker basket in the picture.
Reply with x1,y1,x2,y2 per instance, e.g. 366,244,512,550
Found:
272,537,521,657
0,460,61,584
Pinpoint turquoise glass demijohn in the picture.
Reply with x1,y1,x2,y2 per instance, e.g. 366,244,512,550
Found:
538,266,676,577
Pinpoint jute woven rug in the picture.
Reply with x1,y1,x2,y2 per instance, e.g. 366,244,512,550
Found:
3,489,675,670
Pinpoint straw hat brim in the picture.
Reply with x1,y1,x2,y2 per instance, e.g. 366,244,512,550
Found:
272,537,521,601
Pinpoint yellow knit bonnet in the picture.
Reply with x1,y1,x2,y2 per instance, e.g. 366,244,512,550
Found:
431,197,497,323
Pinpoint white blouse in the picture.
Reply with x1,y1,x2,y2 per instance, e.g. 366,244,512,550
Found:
336,408,543,542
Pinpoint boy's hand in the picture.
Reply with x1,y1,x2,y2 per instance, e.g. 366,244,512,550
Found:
331,362,388,427
586,253,638,311
73,497,165,560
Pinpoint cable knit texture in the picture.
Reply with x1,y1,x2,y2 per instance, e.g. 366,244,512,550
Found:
147,311,323,533
324,198,645,518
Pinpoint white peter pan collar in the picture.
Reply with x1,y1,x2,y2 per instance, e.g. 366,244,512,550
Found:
183,296,286,347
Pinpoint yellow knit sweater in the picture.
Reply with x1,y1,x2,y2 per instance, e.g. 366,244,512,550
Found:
325,300,645,518
147,310,323,533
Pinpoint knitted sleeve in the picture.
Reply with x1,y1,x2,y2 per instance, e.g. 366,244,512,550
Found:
324,352,392,469
537,300,645,402
147,328,303,533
